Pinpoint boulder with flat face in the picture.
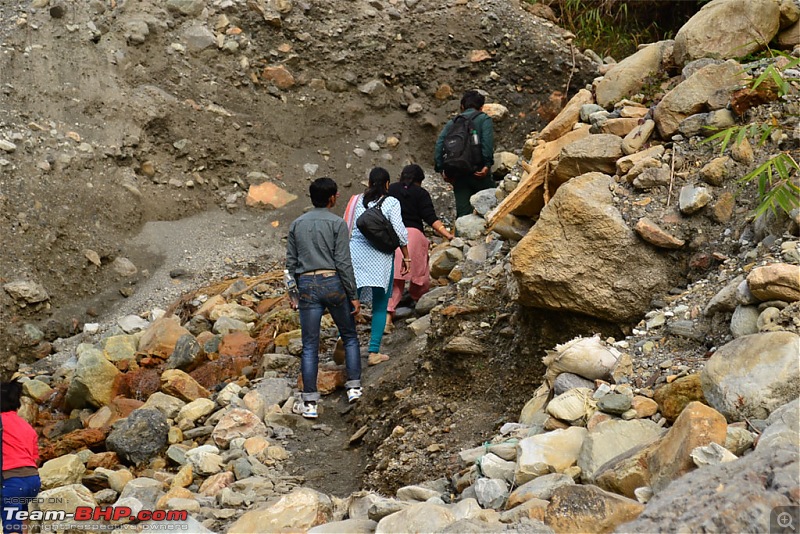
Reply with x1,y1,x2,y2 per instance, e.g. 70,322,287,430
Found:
673,0,781,65
511,173,675,322
596,41,672,108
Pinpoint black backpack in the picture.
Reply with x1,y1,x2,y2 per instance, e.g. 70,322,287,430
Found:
442,111,484,178
356,196,401,254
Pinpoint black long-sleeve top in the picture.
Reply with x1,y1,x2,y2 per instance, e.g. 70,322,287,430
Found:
388,182,439,232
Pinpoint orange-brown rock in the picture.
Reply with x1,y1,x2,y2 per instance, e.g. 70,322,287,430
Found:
646,401,727,493
544,484,644,533
219,331,258,358
87,452,120,470
297,365,346,395
118,368,161,401
190,356,252,390
246,181,298,209
653,374,706,423
160,369,211,402
631,396,659,418
86,398,145,429
593,441,655,499
434,84,453,100
261,65,295,90
39,428,108,461
138,317,190,358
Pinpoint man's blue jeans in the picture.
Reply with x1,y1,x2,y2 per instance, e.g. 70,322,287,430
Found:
2,475,41,532
297,273,361,402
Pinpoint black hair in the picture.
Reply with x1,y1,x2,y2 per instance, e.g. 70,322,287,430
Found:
399,164,425,185
461,89,485,111
363,167,390,207
309,177,337,208
0,379,23,412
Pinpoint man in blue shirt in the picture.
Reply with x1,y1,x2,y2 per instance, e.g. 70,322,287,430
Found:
434,89,496,219
286,177,362,419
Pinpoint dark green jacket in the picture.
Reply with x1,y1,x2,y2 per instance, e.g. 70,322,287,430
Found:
433,108,495,173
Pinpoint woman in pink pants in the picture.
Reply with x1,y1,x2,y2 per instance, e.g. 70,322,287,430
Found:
386,164,454,330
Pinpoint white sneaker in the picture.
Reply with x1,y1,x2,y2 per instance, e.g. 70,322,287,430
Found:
347,387,363,403
302,402,318,419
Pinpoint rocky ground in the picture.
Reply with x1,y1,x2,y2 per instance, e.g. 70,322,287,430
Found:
1,0,800,533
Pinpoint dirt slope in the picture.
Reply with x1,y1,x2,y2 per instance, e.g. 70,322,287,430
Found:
0,0,597,373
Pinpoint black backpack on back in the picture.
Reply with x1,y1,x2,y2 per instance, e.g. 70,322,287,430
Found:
356,195,401,254
442,111,484,179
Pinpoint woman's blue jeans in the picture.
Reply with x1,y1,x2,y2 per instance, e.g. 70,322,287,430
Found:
297,273,361,402
2,475,41,532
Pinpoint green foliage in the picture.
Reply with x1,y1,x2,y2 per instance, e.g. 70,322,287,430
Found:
525,0,702,58
701,123,775,155
752,55,800,97
701,51,800,218
738,153,800,218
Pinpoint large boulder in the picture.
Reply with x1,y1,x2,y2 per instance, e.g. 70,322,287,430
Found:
516,427,588,484
544,484,643,533
654,60,745,139
227,488,333,533
106,409,170,466
551,135,623,185
746,263,800,302
65,345,121,409
673,0,782,65
618,444,798,533
511,173,675,322
595,41,672,108
577,419,663,482
700,332,800,421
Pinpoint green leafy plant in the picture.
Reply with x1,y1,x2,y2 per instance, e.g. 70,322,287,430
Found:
738,153,800,218
700,52,800,217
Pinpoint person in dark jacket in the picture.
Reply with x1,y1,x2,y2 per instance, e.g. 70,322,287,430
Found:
386,164,454,330
434,89,496,219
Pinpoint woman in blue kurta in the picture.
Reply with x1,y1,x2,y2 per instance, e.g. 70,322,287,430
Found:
346,167,410,365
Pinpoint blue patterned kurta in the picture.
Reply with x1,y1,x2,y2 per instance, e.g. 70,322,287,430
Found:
349,195,408,303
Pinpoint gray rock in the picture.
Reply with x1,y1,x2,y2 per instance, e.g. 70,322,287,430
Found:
470,189,498,217
166,0,205,17
679,109,735,137
213,316,249,335
577,419,663,482
415,286,453,315
679,184,713,215
730,305,760,338
705,275,745,316
596,392,632,415
141,392,185,419
701,332,800,421
3,280,49,304
620,445,798,533
166,334,202,370
106,409,169,466
358,79,387,96
455,215,487,240
474,478,508,509
111,257,138,277
507,473,575,504
117,314,150,333
396,485,441,502
118,477,163,511
553,373,595,396
757,398,799,451
580,104,606,123
479,453,516,483
254,378,293,408
183,25,217,53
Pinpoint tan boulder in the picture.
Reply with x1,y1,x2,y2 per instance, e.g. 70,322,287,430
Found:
552,134,623,184
65,346,121,409
539,89,594,142
544,484,644,533
511,173,675,322
577,419,664,483
160,369,211,402
227,488,333,533
747,263,800,302
39,455,86,490
654,61,745,139
593,441,655,499
673,0,781,65
515,427,588,484
621,120,656,155
616,144,665,176
598,118,640,137
646,401,727,492
595,41,672,109
777,19,800,48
